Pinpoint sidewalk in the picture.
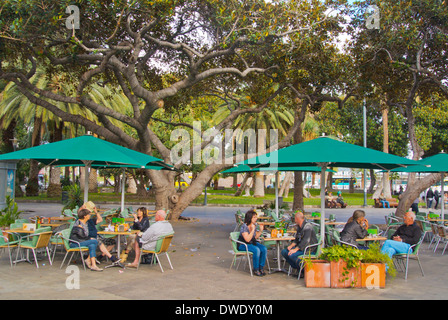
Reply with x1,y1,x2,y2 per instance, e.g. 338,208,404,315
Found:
1,202,447,300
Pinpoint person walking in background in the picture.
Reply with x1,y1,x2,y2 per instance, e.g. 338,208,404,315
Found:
434,189,440,209
427,187,434,209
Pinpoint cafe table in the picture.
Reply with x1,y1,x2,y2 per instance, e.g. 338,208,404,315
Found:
262,235,295,273
98,229,139,256
325,222,346,226
356,236,387,243
49,216,75,222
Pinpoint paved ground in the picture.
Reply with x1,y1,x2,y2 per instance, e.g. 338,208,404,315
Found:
1,202,447,303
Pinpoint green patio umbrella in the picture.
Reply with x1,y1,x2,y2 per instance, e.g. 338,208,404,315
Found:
238,136,420,247
0,134,171,203
67,163,177,212
222,165,336,219
391,152,448,217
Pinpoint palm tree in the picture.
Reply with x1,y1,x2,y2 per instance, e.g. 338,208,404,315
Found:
213,100,294,197
0,69,133,196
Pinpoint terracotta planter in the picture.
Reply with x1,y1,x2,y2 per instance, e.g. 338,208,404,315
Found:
304,260,331,288
330,260,361,288
361,263,386,289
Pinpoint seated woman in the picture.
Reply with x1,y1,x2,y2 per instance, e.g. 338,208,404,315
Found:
120,207,150,263
70,208,102,271
340,210,369,250
238,210,268,277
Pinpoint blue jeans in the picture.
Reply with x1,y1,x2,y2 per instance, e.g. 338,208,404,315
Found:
281,248,304,270
381,240,412,259
238,242,267,270
381,200,390,208
70,239,98,258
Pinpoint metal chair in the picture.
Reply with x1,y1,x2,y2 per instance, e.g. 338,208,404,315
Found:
393,234,425,280
288,235,323,280
229,232,254,276
137,232,174,272
59,228,90,271
15,227,53,269
437,225,448,255
428,223,441,251
0,232,20,267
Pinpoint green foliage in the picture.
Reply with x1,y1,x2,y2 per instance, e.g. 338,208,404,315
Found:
361,243,396,277
320,244,363,269
0,196,23,227
62,184,83,211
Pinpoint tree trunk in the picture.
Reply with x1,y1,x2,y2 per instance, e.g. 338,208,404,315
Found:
293,172,304,212
26,116,42,197
235,173,252,197
47,166,62,197
253,132,267,197
397,173,441,217
382,105,392,198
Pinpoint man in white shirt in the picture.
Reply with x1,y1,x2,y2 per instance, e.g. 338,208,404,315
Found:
127,210,174,267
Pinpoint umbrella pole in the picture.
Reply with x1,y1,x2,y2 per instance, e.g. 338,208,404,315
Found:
121,168,126,213
82,161,92,203
442,173,445,219
319,164,328,248
275,171,279,219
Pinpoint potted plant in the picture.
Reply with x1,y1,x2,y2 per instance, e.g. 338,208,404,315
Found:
0,196,23,228
360,243,396,288
303,257,331,288
319,245,363,288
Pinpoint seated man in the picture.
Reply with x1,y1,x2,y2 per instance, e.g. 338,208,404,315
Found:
381,211,422,259
281,211,318,275
127,210,174,268
379,192,390,208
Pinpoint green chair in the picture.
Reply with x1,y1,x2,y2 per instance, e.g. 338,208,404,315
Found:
393,234,425,280
330,229,358,249
137,232,175,272
59,228,90,271
15,227,53,269
15,219,29,223
120,208,130,219
50,222,73,262
229,232,254,276
0,232,20,267
289,235,323,280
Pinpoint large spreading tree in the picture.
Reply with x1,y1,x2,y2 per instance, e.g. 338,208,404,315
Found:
0,0,360,219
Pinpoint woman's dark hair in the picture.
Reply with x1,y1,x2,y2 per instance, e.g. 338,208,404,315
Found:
244,210,257,225
137,207,148,217
78,208,91,220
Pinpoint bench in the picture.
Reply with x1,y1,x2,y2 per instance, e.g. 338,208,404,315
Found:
374,198,399,208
